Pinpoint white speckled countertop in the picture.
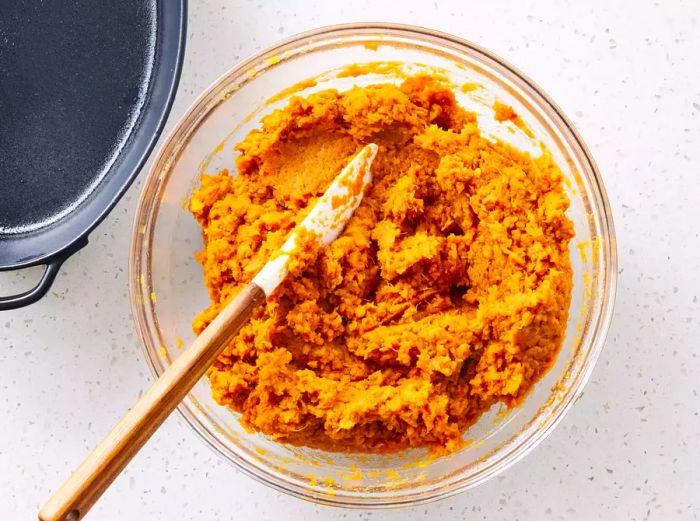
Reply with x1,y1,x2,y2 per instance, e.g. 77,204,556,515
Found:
2,1,699,519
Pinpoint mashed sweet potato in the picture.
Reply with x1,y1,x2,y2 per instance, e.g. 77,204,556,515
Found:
189,74,574,453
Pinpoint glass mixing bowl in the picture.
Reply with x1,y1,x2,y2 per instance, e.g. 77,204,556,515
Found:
129,24,617,507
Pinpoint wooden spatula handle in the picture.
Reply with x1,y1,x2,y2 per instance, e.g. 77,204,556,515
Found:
39,283,266,521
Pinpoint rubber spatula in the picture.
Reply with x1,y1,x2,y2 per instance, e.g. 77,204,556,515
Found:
39,144,378,521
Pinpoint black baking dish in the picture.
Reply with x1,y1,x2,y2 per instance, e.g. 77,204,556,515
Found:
0,0,186,310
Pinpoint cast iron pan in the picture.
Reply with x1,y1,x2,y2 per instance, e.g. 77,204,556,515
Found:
0,0,186,310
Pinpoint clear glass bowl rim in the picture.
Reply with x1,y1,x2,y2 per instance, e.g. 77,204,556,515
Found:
129,22,618,508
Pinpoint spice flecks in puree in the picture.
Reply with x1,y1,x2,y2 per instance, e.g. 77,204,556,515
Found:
189,75,574,454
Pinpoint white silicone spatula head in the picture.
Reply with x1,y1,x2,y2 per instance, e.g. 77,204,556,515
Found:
252,143,377,295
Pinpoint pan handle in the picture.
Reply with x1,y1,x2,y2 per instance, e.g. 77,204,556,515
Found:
0,238,88,311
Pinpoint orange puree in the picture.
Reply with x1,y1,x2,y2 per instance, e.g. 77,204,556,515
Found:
189,74,574,454
493,101,535,138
